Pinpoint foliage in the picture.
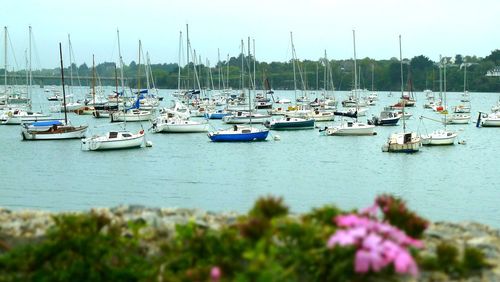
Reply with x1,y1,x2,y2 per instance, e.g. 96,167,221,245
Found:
0,213,154,281
0,195,491,281
418,243,491,279
2,50,499,92
375,195,429,239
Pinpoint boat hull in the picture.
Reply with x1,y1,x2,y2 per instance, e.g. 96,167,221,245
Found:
421,135,456,145
21,126,88,140
83,135,144,150
481,120,500,127
382,142,421,153
111,111,152,122
205,112,230,119
155,122,209,133
222,116,270,124
208,130,269,142
265,119,315,130
325,122,376,136
1,116,54,125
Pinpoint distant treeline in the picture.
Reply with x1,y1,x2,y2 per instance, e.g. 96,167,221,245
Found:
2,49,499,92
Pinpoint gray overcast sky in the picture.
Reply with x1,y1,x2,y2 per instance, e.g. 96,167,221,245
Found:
2,0,499,69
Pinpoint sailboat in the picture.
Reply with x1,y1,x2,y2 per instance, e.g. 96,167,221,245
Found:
208,38,269,142
477,94,500,127
81,123,145,151
1,26,48,124
419,56,457,145
222,39,271,124
447,60,471,124
21,43,88,140
419,117,457,145
265,32,315,130
382,35,421,153
0,26,31,106
322,30,375,136
110,40,153,122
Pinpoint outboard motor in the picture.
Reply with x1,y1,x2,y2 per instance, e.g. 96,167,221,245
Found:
476,112,482,128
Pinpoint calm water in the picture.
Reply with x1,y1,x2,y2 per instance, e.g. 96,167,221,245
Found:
1,88,499,228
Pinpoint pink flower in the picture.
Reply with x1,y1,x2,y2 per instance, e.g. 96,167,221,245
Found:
210,266,221,282
394,249,419,277
335,214,363,227
360,203,379,217
327,230,355,247
355,248,385,272
327,198,423,278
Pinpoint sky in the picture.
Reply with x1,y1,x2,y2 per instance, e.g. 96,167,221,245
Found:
1,0,499,69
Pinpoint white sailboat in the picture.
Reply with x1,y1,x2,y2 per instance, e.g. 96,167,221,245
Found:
323,30,375,136
478,111,500,127
22,43,87,140
110,40,153,122
1,109,52,125
382,35,421,153
152,116,208,133
81,125,145,151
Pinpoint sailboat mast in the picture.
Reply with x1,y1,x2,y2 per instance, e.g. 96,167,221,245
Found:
371,64,374,92
177,31,182,92
217,48,221,90
353,30,358,92
324,50,327,91
146,52,151,90
28,26,32,101
247,37,252,90
24,50,28,97
186,24,190,90
4,26,7,93
59,43,68,125
253,39,256,91
240,39,244,90
226,54,229,89
68,34,74,89
464,60,467,93
353,30,359,121
290,32,297,102
117,29,125,95
399,35,405,132
443,57,447,109
439,55,442,101
92,54,96,107
114,63,118,94
137,40,142,98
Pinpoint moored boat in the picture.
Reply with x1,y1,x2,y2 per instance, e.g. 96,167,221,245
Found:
382,132,421,153
208,125,269,142
152,116,208,133
421,129,457,145
264,117,315,130
81,129,145,150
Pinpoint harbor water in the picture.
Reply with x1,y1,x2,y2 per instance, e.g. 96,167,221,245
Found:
0,88,499,227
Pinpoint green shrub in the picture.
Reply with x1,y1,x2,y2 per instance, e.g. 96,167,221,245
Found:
0,195,492,281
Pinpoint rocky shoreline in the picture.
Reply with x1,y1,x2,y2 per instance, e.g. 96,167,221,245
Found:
1,205,499,281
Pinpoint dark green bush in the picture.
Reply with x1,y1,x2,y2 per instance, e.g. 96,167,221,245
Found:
0,195,492,281
0,213,153,281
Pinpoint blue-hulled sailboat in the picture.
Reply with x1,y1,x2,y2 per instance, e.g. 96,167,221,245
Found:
208,38,269,142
